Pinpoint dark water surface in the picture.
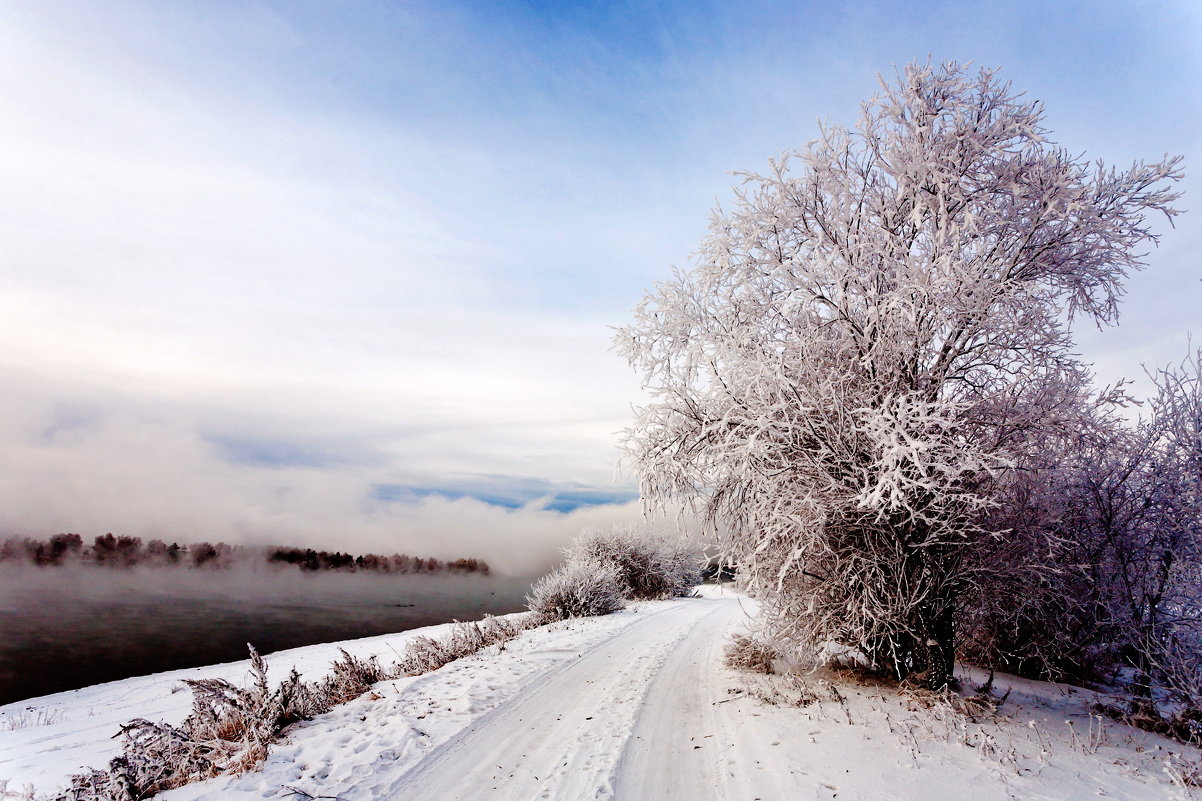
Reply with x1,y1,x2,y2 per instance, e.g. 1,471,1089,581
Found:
0,567,533,706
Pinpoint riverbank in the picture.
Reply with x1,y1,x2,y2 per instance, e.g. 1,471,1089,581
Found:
2,586,1198,800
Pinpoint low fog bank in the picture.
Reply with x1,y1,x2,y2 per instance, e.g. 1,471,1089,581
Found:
0,372,673,576
0,565,536,705
0,563,534,609
0,495,670,577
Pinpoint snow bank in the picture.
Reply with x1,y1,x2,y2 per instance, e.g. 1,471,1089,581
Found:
0,613,530,794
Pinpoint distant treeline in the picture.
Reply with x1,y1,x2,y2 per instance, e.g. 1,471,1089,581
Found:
266,547,488,575
0,533,490,575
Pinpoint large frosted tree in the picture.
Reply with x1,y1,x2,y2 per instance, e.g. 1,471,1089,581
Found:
617,61,1181,688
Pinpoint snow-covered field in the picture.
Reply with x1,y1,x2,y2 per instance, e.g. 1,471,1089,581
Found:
2,586,1199,800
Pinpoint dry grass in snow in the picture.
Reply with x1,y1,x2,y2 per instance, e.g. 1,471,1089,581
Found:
719,655,1202,800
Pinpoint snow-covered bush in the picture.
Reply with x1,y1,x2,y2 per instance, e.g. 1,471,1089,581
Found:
565,525,701,600
1137,350,1202,706
957,380,1125,683
615,60,1182,688
724,633,779,675
526,558,625,621
960,349,1202,714
523,525,699,623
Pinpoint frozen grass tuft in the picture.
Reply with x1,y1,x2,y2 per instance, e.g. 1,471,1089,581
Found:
313,650,390,707
396,615,530,676
0,779,39,801
61,645,321,799
0,707,66,732
1093,698,1202,747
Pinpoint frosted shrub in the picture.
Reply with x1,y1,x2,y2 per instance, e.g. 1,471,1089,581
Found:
724,633,779,675
522,526,698,625
527,558,625,621
962,348,1202,707
565,525,702,600
61,646,316,800
314,649,391,706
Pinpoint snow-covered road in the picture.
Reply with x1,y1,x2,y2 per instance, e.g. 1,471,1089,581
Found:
615,598,767,801
388,595,740,801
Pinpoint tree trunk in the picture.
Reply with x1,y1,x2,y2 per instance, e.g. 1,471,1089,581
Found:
902,541,958,689
920,601,957,690
867,596,957,688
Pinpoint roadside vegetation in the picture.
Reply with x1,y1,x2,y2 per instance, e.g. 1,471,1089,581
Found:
527,525,701,621
53,525,699,800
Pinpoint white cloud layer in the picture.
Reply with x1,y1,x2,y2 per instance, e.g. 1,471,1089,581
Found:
0,365,671,574
0,2,1197,569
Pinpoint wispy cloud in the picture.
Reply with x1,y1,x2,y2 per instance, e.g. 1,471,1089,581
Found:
371,476,638,514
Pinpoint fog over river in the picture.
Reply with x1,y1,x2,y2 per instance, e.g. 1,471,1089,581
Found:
0,567,534,706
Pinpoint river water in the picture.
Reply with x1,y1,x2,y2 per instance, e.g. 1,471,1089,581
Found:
0,566,534,706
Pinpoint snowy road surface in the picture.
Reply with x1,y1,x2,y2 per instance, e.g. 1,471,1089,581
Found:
4,586,1199,800
388,596,741,800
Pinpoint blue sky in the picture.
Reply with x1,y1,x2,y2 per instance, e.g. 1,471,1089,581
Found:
1,1,1198,570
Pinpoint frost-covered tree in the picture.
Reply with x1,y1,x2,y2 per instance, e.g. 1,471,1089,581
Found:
616,61,1181,688
962,348,1202,709
1143,351,1202,700
1095,351,1202,701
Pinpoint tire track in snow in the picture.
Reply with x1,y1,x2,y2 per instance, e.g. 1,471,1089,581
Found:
615,600,761,801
